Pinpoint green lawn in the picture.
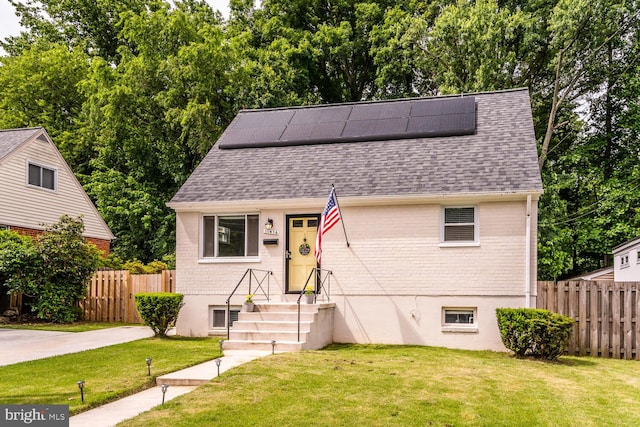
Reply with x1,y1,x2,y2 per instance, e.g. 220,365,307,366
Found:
120,344,640,427
0,321,136,332
0,336,219,415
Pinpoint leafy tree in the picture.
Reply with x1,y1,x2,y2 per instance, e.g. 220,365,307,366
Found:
0,42,93,173
2,216,101,322
4,0,165,60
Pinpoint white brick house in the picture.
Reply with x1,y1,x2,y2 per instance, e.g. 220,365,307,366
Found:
168,88,543,351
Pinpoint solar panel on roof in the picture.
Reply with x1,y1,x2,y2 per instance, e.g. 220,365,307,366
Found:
289,105,352,125
348,102,411,121
281,122,346,141
233,110,294,129
342,117,408,139
218,96,476,149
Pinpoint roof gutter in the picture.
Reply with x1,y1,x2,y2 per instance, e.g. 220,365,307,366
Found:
525,194,532,308
167,190,543,212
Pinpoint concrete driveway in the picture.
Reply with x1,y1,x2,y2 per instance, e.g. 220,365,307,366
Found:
0,326,154,366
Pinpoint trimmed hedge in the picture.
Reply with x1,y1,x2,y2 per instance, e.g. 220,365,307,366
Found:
135,292,184,337
496,308,574,360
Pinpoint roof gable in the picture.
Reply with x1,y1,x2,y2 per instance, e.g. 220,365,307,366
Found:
170,88,543,206
0,127,114,240
0,127,42,162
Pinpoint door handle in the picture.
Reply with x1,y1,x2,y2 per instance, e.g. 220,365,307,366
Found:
285,250,292,260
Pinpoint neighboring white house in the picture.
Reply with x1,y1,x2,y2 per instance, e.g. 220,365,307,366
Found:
613,237,640,282
168,88,543,351
0,127,114,252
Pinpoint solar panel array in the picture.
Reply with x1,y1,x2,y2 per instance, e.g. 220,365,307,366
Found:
219,96,476,149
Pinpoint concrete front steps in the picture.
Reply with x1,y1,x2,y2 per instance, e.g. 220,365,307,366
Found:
222,302,335,352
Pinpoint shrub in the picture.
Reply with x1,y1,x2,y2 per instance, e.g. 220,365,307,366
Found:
496,308,574,361
123,259,148,274
135,292,184,337
0,216,101,323
123,259,168,274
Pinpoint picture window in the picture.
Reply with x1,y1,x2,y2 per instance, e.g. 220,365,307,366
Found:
202,214,259,258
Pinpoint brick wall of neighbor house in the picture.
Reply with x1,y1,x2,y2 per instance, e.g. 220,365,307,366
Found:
6,225,42,239
84,237,111,256
174,196,538,350
7,225,110,256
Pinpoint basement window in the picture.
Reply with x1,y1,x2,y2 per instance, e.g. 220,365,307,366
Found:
211,306,240,329
442,307,478,333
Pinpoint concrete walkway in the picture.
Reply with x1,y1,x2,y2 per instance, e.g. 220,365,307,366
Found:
1,326,271,426
69,350,271,427
0,327,154,366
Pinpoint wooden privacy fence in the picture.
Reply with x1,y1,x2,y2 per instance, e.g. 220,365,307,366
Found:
80,270,176,324
537,280,640,359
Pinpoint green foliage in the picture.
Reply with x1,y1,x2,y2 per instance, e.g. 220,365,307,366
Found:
34,216,102,322
135,292,184,337
123,259,169,274
1,0,640,278
101,253,125,270
0,230,41,294
496,308,574,361
0,216,101,323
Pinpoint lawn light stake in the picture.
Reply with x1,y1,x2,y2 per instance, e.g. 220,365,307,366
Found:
77,380,85,403
161,384,169,404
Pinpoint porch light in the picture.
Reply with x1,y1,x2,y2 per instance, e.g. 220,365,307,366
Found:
271,340,276,354
215,358,222,377
146,357,152,376
161,384,169,405
77,380,85,403
265,218,273,229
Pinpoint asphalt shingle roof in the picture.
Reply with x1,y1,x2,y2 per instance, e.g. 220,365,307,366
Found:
0,127,42,162
170,88,542,204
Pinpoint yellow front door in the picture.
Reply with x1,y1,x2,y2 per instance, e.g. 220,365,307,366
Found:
287,216,318,292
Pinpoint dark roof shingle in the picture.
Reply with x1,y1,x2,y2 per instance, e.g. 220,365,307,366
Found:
0,127,42,161
170,88,542,204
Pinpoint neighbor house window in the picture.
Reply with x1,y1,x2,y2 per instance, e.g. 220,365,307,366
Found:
28,162,56,190
202,214,259,258
211,306,240,329
621,253,630,268
442,207,477,243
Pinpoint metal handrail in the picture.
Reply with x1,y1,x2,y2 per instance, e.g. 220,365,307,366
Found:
226,268,272,339
297,268,332,342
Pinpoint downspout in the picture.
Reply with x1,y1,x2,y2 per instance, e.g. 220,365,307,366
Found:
525,194,532,308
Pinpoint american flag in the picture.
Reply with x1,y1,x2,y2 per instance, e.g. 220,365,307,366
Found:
315,188,341,263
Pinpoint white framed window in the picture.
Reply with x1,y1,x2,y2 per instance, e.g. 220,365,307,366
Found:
210,306,240,329
27,162,56,191
201,214,259,259
621,253,630,268
441,206,478,245
442,307,478,333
